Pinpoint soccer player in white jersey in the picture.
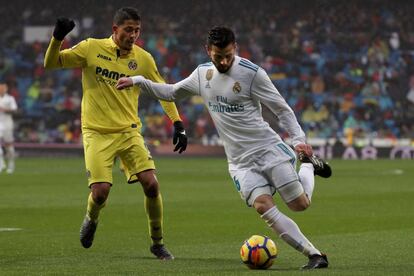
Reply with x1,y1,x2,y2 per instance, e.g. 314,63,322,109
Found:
117,26,332,269
0,82,17,174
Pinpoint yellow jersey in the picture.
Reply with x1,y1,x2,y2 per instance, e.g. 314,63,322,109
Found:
44,36,181,133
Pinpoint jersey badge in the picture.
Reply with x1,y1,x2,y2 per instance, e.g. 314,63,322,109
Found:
205,69,213,88
128,60,138,70
233,82,242,94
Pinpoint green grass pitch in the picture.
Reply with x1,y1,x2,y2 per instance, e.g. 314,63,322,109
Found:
0,157,413,275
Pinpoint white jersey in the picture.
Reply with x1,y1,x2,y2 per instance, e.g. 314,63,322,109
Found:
138,56,305,166
0,93,17,131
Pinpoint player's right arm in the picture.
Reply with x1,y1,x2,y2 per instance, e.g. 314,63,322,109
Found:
117,68,200,101
44,18,88,69
251,68,311,154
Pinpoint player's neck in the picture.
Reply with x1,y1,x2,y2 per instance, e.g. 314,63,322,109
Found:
118,49,130,57
111,36,131,57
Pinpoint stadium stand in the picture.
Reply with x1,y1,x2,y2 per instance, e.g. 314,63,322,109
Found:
1,0,413,146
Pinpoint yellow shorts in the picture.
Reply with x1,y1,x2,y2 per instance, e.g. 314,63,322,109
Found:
82,130,155,186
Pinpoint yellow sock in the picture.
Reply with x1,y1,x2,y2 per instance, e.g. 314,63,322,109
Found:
86,193,105,223
145,194,164,245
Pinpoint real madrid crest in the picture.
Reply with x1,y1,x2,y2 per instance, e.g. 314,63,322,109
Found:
128,60,138,70
233,82,241,94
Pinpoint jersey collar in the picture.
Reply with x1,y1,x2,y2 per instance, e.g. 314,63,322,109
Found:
108,35,133,58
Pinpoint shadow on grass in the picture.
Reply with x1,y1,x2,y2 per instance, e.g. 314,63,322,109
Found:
127,255,300,272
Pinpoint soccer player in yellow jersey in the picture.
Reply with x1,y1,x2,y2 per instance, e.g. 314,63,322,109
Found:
44,7,186,260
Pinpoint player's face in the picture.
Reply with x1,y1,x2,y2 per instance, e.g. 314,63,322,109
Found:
113,19,141,51
207,43,236,73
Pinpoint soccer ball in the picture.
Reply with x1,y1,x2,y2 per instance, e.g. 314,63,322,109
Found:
240,235,277,269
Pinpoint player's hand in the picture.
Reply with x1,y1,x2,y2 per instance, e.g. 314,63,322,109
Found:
53,17,75,40
173,121,187,154
294,143,313,157
116,77,133,90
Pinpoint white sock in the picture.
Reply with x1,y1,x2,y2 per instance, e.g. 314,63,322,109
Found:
298,163,315,201
0,146,4,170
261,206,321,256
5,146,15,172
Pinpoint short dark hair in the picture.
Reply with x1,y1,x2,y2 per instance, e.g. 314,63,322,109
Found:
207,26,235,48
113,7,141,25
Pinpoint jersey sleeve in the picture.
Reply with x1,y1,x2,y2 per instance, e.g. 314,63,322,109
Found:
44,37,89,69
173,68,200,97
251,68,306,146
138,68,200,101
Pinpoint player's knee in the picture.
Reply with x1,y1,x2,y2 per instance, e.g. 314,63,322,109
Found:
91,183,110,205
137,170,159,197
255,203,270,215
253,195,274,215
142,179,159,198
289,202,309,212
287,195,310,212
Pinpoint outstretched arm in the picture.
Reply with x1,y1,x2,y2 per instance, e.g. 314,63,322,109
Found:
117,76,178,101
117,68,200,101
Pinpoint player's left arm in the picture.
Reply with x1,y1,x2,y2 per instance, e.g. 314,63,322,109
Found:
144,55,188,154
251,68,312,156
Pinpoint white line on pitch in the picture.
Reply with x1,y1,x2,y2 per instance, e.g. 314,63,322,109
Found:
0,228,23,232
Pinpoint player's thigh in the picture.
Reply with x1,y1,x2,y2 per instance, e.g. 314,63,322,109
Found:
266,160,304,204
229,167,274,207
83,132,117,186
267,160,299,188
118,131,155,184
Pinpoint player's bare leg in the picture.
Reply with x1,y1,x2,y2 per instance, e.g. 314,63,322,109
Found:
80,182,110,248
138,170,174,260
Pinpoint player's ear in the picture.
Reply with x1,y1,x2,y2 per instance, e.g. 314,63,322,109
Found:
112,24,118,34
205,45,211,56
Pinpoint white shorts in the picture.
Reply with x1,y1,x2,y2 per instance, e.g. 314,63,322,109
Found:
0,127,14,143
229,142,304,206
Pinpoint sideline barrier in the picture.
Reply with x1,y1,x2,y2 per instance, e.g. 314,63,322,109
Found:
13,142,413,159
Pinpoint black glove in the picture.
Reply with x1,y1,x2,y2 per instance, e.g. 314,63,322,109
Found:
173,121,187,154
53,17,75,40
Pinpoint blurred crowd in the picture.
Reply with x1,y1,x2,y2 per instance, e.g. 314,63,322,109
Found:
1,0,414,145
